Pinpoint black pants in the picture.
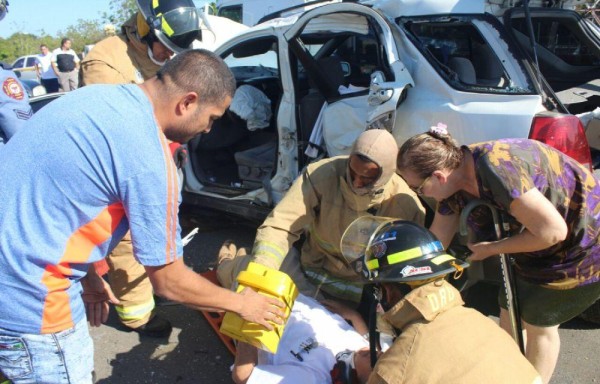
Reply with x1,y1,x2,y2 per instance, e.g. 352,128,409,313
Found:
40,78,60,93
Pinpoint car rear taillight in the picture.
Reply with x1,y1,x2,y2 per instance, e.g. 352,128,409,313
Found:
529,113,593,171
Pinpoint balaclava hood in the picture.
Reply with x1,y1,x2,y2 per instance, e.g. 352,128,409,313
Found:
346,129,398,196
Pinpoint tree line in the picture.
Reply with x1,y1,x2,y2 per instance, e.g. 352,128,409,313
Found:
0,0,138,64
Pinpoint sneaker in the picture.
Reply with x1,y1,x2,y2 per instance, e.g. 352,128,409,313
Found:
129,315,172,338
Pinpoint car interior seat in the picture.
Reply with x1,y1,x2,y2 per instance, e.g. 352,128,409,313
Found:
231,83,279,189
298,56,346,159
234,136,278,189
447,56,477,85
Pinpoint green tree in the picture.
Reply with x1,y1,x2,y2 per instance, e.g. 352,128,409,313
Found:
57,19,105,53
101,0,138,26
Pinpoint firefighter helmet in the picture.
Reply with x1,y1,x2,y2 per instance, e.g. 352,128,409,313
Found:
0,0,9,22
341,217,468,283
136,0,201,52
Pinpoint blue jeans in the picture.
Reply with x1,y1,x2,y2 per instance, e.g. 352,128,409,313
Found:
0,318,93,383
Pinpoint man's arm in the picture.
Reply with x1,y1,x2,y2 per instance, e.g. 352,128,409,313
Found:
35,58,41,79
232,342,258,384
145,258,285,330
81,266,120,326
252,170,319,269
50,50,60,76
321,299,368,336
51,61,59,76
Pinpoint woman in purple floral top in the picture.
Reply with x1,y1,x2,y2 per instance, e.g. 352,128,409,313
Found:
396,127,600,384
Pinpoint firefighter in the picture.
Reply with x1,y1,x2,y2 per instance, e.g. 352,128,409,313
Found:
217,129,425,305
337,217,542,383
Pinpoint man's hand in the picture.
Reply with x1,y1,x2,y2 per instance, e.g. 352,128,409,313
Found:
237,287,286,331
81,269,120,327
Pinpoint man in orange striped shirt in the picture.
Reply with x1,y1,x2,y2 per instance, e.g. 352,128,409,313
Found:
0,49,284,383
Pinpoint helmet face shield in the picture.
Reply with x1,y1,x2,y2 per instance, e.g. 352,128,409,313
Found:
341,216,396,264
153,7,201,52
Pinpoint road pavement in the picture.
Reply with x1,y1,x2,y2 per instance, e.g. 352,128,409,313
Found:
91,215,600,383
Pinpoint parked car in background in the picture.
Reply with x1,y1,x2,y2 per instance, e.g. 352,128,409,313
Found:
10,55,39,81
19,79,47,98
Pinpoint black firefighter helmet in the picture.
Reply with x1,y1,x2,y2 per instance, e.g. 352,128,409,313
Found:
341,217,469,284
0,0,8,22
136,0,201,52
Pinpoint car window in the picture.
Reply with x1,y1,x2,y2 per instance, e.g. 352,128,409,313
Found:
298,29,386,91
12,58,24,68
510,17,600,67
401,16,535,94
218,5,243,24
26,57,37,67
222,38,278,81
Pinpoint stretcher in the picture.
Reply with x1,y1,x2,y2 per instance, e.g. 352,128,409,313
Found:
199,269,237,356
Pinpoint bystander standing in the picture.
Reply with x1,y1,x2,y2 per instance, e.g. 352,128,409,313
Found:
35,44,59,93
51,38,80,91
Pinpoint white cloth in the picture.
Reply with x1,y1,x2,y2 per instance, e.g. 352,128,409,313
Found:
35,53,57,80
248,294,368,384
305,85,369,159
322,95,369,157
229,85,272,131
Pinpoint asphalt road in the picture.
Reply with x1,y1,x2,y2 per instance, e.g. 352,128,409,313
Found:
91,214,600,383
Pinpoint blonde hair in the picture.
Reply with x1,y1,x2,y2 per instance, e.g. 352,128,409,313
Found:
397,131,463,178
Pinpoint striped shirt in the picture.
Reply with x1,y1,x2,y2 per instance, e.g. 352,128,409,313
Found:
0,84,181,334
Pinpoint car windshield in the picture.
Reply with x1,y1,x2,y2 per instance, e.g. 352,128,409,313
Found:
399,15,537,94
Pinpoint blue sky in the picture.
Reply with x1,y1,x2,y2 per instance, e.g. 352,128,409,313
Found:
1,0,211,38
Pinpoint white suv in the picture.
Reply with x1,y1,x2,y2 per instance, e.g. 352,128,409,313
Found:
182,0,595,221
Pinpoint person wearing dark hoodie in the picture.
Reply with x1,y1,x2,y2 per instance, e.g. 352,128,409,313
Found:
79,0,201,337
217,129,425,305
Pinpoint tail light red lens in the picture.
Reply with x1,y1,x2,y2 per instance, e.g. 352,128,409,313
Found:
529,114,592,171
